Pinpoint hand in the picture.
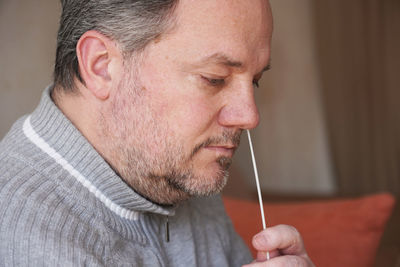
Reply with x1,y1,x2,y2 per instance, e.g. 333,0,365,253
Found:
243,224,315,266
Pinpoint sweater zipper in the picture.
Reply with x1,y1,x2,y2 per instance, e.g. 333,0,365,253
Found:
165,216,170,242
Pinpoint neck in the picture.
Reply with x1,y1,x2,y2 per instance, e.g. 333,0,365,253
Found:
51,85,105,156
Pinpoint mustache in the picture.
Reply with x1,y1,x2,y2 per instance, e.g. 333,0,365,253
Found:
190,129,243,159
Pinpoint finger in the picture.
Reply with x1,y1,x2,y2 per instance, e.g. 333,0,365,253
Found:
243,255,314,267
256,249,279,262
252,225,307,256
267,255,314,267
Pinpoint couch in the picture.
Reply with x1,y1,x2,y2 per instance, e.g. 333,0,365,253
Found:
223,193,395,267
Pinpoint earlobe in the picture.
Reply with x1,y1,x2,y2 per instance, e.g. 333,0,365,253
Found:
76,30,121,100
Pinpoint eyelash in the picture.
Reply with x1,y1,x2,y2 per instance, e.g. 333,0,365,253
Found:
205,77,225,87
253,80,260,88
202,76,260,88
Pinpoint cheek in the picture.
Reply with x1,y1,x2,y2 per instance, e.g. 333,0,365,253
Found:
139,61,221,142
169,96,219,146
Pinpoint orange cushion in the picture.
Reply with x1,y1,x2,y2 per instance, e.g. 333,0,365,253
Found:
223,193,395,267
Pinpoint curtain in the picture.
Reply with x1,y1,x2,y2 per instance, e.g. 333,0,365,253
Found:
313,0,400,196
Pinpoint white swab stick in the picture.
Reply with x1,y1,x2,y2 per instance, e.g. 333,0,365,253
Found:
247,129,270,261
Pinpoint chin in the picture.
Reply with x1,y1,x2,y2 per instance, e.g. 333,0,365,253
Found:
184,169,229,197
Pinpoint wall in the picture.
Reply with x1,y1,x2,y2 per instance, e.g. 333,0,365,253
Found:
0,0,59,138
233,0,335,195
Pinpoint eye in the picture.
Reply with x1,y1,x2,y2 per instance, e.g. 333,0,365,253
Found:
253,80,260,88
202,76,225,87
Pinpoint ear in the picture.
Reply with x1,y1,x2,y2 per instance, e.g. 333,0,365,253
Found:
76,30,123,100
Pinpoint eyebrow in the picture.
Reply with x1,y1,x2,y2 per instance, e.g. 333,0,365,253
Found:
263,62,272,72
199,52,271,73
201,53,243,68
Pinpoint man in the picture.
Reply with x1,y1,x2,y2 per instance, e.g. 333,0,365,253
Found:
0,0,314,266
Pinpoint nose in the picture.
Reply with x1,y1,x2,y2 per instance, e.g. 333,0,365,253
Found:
218,83,260,130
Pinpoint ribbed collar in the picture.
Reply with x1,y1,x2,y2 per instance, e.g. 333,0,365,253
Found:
27,86,175,218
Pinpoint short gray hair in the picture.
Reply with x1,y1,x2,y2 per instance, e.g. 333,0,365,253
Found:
54,0,178,92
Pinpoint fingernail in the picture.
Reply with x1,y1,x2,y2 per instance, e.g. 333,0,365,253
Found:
254,234,268,247
256,251,269,262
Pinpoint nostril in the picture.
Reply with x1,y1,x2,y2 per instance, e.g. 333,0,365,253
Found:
217,101,259,130
247,106,260,129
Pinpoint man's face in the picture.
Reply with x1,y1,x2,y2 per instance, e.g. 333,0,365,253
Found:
102,0,272,205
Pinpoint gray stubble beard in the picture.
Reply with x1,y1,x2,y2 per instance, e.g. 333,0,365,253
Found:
99,66,240,205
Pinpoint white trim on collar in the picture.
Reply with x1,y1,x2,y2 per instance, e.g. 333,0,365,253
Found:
23,116,139,221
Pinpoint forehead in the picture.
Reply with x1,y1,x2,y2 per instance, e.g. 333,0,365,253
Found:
163,0,273,69
175,0,272,34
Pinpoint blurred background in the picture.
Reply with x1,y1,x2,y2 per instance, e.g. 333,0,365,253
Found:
0,0,399,265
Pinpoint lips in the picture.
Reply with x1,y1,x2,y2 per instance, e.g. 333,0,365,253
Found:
190,130,242,159
204,145,237,157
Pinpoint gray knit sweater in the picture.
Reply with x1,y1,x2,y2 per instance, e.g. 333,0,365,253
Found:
0,87,252,266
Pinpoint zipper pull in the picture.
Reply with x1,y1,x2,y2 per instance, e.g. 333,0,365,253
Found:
165,216,170,243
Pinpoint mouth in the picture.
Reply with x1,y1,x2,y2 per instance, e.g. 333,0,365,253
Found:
204,145,237,157
190,130,242,160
